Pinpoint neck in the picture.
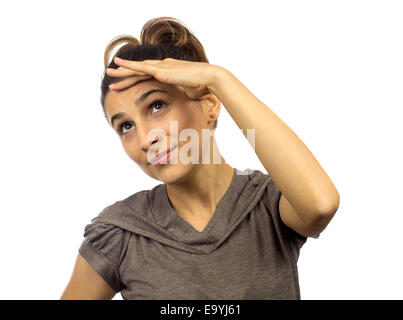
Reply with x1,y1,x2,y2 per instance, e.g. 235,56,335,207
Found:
166,161,235,219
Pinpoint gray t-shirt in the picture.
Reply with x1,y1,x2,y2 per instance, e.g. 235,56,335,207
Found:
79,168,313,299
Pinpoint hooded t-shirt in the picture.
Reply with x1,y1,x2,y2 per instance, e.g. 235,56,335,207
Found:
78,167,318,300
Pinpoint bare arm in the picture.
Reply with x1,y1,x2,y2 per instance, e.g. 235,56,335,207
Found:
207,67,340,233
60,253,117,300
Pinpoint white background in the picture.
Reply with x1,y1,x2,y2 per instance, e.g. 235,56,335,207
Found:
0,0,402,300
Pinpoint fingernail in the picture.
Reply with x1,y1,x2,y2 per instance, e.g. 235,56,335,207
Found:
109,83,116,89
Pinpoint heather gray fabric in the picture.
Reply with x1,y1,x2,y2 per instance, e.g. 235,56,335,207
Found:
79,168,315,299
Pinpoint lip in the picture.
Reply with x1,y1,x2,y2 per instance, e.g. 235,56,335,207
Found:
150,144,177,166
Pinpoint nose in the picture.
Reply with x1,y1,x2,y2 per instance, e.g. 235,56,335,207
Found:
138,124,159,152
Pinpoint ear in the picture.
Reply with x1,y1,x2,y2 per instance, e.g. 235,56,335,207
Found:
199,93,221,129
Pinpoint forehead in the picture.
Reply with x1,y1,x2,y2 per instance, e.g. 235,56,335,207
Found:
104,79,174,118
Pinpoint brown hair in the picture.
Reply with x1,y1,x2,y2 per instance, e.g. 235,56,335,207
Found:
101,16,217,129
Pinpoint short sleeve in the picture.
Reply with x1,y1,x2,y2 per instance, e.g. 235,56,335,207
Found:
78,221,129,293
262,172,314,252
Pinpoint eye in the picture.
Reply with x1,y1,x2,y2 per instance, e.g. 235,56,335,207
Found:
117,99,167,135
149,99,166,114
118,121,134,134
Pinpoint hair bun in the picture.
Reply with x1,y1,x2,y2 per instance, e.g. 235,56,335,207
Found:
140,16,208,63
104,35,141,68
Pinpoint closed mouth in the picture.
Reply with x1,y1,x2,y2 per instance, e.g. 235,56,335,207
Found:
150,144,177,165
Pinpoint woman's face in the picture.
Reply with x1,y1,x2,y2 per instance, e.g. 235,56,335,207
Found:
104,78,220,184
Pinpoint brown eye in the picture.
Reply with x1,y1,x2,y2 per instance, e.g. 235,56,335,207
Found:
119,121,134,134
149,99,166,114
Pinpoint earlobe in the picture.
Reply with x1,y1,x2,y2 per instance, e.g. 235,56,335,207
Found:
200,94,221,127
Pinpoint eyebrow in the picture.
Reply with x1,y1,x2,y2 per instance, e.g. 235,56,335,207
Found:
109,89,168,128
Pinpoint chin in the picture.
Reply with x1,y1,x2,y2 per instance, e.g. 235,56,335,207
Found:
149,162,196,185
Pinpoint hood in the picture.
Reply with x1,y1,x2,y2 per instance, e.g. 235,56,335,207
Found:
92,168,271,255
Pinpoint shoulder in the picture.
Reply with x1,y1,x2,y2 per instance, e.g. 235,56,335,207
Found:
94,187,157,224
82,183,168,238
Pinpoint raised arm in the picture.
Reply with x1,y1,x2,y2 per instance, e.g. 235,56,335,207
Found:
207,67,340,237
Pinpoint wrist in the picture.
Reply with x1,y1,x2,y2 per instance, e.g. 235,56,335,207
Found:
206,64,231,97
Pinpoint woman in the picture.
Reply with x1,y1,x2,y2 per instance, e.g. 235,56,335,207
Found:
61,17,339,300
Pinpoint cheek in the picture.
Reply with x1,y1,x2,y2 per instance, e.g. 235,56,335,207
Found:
174,105,211,157
175,103,205,133
121,139,141,163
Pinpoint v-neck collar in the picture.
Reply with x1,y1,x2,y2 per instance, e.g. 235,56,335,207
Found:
150,168,262,248
164,167,236,235
94,167,272,254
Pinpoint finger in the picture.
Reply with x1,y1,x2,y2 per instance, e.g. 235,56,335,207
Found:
141,59,163,64
106,67,148,77
107,67,147,76
114,57,159,76
186,87,211,100
176,86,210,100
109,75,153,91
176,85,186,94
198,92,214,100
